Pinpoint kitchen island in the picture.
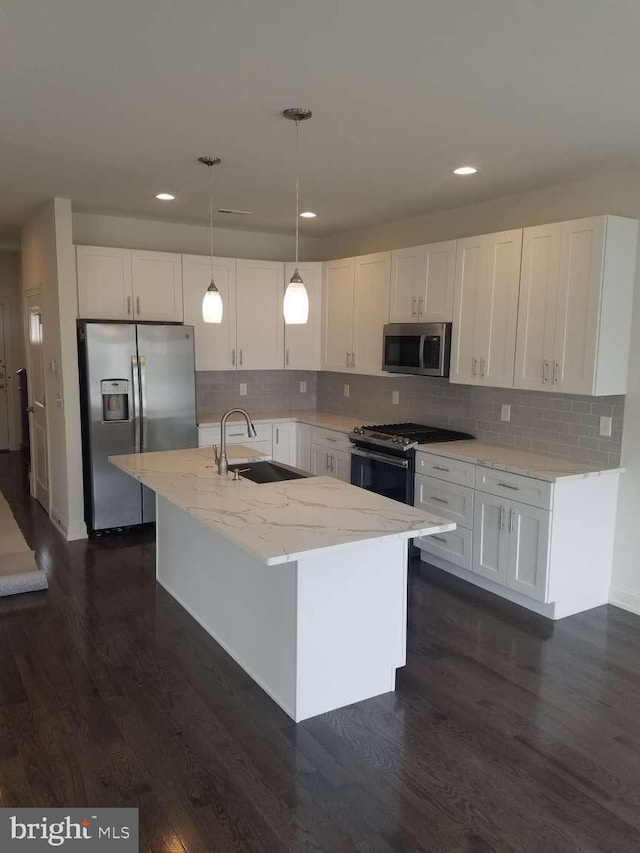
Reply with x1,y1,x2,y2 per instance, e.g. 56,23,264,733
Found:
110,446,454,721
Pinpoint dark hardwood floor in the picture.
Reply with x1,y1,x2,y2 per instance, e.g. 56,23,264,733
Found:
1,450,640,852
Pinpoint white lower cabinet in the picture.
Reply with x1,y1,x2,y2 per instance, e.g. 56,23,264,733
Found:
296,423,311,473
272,422,296,466
473,492,509,585
310,426,352,482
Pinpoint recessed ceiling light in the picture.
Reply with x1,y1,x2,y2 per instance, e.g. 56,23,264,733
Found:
453,166,478,176
300,211,316,218
155,192,176,200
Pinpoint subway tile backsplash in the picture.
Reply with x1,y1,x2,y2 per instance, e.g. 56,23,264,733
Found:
197,370,318,416
316,373,624,466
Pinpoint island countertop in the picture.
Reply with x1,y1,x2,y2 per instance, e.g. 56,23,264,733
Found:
109,447,455,566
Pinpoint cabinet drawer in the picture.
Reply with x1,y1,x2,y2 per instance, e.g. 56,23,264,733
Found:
475,467,553,509
310,426,351,451
415,474,474,528
415,451,475,487
417,526,473,571
198,422,273,447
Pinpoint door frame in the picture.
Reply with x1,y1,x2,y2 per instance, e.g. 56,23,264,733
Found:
23,286,50,508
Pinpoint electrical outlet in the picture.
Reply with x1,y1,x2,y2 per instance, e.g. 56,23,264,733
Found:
392,390,399,405
343,384,350,398
599,415,612,437
500,404,511,422
239,383,247,396
299,381,307,394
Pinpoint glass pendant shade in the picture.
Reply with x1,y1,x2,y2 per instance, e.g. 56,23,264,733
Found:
283,269,309,324
202,280,223,324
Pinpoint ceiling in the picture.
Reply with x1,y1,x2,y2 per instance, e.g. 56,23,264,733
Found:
2,0,640,240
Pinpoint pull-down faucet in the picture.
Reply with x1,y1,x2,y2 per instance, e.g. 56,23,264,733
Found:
215,408,257,475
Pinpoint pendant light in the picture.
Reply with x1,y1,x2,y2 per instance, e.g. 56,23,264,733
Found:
283,108,312,324
198,155,223,323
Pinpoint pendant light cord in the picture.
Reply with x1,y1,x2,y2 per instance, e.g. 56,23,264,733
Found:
208,163,215,282
295,119,300,266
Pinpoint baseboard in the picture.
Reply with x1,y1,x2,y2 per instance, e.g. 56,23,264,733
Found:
608,587,640,617
50,509,87,541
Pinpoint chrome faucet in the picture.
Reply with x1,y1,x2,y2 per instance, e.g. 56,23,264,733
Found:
215,408,257,475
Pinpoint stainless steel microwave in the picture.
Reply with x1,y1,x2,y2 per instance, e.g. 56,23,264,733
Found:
382,322,452,377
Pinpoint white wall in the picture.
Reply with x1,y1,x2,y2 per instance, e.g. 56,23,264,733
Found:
21,199,85,540
73,211,321,262
0,251,24,450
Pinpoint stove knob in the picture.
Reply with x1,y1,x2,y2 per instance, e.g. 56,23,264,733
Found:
403,438,411,444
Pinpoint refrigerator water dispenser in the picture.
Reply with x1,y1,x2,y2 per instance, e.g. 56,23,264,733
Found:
101,379,129,422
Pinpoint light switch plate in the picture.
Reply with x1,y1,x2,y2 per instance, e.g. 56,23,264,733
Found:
299,381,307,393
343,384,350,398
500,404,511,422
599,415,612,437
239,383,247,396
392,390,399,405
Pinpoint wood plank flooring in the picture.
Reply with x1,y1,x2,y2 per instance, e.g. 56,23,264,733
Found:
1,449,640,852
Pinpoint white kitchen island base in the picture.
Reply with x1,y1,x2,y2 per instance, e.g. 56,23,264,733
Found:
157,495,407,722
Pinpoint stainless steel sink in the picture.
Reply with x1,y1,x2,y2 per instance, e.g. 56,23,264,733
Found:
227,460,309,484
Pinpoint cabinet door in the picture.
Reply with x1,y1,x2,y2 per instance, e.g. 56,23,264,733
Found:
331,449,352,483
284,262,322,369
390,246,425,323
311,444,331,476
323,258,355,372
236,260,284,370
506,501,550,602
353,252,391,375
472,492,508,584
476,229,522,388
272,423,296,466
450,235,484,385
552,217,605,395
182,255,237,370
422,240,456,322
514,224,561,391
296,423,312,472
131,250,183,322
76,246,133,320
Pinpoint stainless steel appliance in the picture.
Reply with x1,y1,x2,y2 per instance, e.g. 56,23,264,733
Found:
382,322,452,376
78,321,197,534
349,422,474,506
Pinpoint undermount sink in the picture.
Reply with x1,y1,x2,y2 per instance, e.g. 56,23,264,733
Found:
227,460,309,484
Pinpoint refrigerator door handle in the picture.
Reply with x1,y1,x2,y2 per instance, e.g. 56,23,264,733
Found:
131,355,141,453
139,355,148,453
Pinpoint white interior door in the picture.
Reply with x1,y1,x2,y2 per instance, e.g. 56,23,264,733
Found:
25,292,49,509
0,305,9,450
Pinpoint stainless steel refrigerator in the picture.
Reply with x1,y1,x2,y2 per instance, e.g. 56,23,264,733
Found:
78,321,197,534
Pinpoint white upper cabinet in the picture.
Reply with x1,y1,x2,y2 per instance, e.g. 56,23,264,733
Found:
284,262,322,370
77,246,183,322
450,229,522,388
515,216,638,395
323,257,355,372
182,255,237,371
390,241,455,323
235,260,284,370
76,246,133,321
353,252,391,375
131,250,183,322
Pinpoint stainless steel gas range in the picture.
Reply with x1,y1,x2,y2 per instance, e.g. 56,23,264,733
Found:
348,422,474,506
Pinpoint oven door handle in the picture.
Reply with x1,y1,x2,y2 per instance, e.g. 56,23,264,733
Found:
350,447,409,468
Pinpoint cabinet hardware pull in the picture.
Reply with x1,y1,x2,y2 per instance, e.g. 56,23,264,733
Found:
498,482,519,490
472,357,478,377
433,465,450,472
126,296,131,315
346,351,350,367
480,357,485,379
432,535,447,543
431,496,449,504
351,352,356,368
239,349,243,366
418,297,424,315
136,296,140,316
553,360,559,383
326,452,330,471
542,360,549,383
509,508,515,533
276,428,279,443
499,505,505,531
412,297,417,316
232,349,236,366
229,432,244,437
326,437,337,443
286,349,290,366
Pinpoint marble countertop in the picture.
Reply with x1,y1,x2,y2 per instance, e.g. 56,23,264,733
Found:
416,440,623,482
109,447,454,566
197,409,366,433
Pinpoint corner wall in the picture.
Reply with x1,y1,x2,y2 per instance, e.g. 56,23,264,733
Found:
0,251,24,450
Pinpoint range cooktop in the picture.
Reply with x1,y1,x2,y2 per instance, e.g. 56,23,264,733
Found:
348,422,475,453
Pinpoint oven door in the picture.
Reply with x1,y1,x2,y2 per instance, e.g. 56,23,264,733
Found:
350,447,412,504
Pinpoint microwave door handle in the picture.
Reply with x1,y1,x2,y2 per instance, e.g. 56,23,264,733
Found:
419,334,427,371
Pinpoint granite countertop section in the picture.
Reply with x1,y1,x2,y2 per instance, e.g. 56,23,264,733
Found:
416,440,623,482
110,447,454,566
197,409,366,433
